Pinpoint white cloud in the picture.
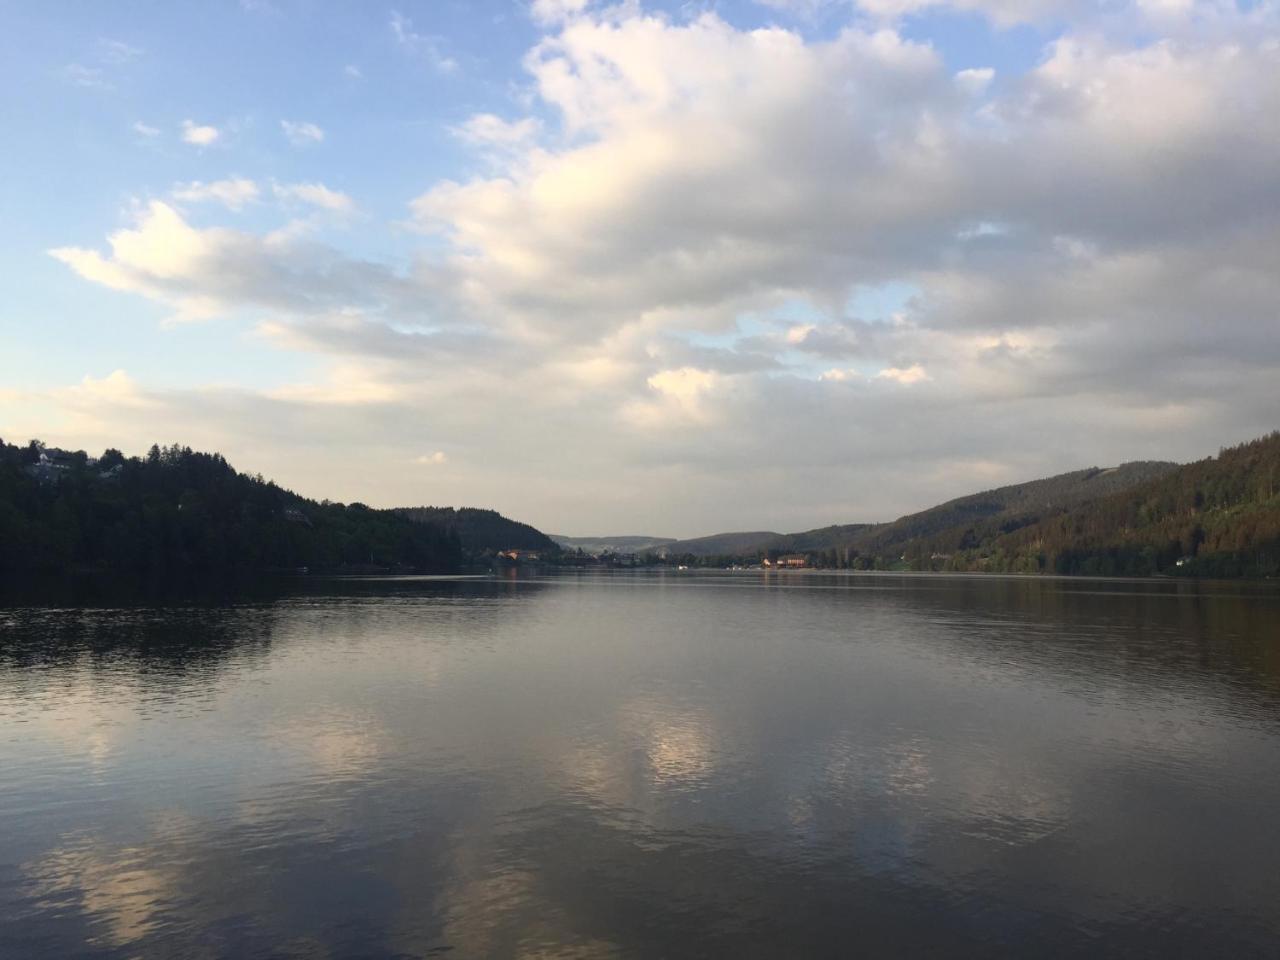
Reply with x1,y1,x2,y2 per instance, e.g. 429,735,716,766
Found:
452,113,540,148
64,370,152,409
172,178,260,211
624,367,725,428
132,120,160,138
390,10,458,73
42,4,1280,534
955,66,994,94
876,364,930,385
413,451,448,465
272,181,356,214
531,0,591,25
281,119,325,146
819,368,861,382
180,120,219,146
49,200,396,325
344,64,364,80
97,39,143,64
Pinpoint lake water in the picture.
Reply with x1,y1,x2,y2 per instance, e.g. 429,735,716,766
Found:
2,570,1279,958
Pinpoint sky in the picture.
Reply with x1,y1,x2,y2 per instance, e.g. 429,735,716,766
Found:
1,0,1278,537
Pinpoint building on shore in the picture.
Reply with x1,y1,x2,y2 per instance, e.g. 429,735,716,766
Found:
764,554,808,569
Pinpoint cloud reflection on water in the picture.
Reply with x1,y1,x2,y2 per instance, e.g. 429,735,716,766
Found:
2,574,1279,957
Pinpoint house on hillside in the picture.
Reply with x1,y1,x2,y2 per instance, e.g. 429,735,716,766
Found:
40,449,79,470
25,448,84,484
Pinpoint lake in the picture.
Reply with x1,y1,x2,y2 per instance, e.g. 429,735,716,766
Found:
2,570,1279,958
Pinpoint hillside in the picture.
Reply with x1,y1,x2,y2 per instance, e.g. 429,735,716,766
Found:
771,523,879,554
843,460,1179,562
398,506,557,553
661,462,1177,564
0,440,462,577
664,530,783,558
978,433,1280,577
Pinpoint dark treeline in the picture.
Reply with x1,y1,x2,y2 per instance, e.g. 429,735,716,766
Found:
397,506,557,553
0,439,462,577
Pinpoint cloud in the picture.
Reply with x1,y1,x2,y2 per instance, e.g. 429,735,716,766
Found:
64,64,110,89
281,119,325,146
66,370,154,409
819,368,861,382
530,0,591,25
452,113,540,148
624,367,725,428
49,200,399,324
172,178,260,211
876,364,930,385
390,10,458,73
344,64,364,80
853,0,1075,26
132,120,160,138
272,181,356,214
42,4,1280,534
413,451,448,465
97,39,143,64
955,66,994,94
63,39,143,90
180,120,219,146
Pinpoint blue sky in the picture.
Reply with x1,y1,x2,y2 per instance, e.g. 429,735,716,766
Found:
2,0,1278,535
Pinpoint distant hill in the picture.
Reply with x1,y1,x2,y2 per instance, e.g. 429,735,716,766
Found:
843,460,1180,562
0,440,462,576
981,433,1280,577
662,460,1181,566
656,438,1280,579
664,530,783,557
551,535,677,554
398,506,557,554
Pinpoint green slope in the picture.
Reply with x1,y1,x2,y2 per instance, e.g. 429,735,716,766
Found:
844,460,1179,563
664,461,1178,565
981,433,1280,577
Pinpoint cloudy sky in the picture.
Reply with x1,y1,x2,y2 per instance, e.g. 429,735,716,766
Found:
1,0,1278,536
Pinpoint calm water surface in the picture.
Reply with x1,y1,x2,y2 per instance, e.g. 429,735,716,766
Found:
2,571,1279,958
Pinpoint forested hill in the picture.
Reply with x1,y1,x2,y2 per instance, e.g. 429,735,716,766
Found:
663,530,783,558
655,436,1279,578
664,462,1175,561
981,433,1280,577
397,507,557,553
0,440,461,577
845,460,1179,562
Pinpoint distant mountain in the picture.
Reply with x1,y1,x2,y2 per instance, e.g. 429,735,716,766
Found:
551,535,677,554
664,531,783,557
398,506,557,553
